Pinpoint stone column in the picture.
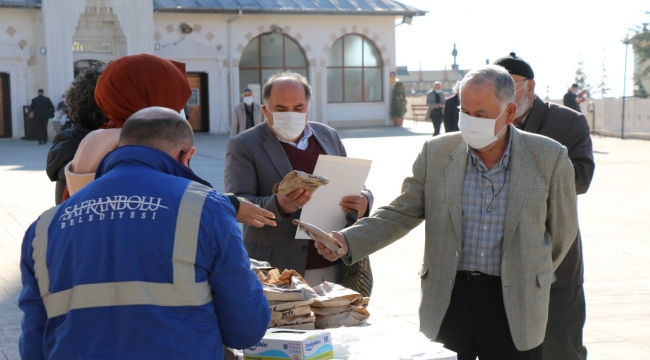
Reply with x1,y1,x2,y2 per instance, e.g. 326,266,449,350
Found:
41,0,85,99
112,0,154,55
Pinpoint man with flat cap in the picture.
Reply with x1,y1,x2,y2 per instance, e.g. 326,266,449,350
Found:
231,87,264,137
494,52,594,360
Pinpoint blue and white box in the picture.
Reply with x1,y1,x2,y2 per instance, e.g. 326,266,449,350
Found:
244,329,333,360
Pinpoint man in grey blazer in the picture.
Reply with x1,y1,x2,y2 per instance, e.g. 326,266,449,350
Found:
230,88,264,137
225,71,373,286
494,52,594,360
318,66,578,359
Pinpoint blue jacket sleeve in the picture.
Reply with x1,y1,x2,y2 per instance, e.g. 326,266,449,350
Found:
18,221,47,360
203,193,270,349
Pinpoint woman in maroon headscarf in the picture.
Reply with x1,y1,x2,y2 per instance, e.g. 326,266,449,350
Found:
63,54,191,199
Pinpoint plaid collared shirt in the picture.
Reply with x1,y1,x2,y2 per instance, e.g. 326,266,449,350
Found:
458,131,512,276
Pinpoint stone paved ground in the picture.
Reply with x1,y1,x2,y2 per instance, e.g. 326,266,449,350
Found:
1,121,648,359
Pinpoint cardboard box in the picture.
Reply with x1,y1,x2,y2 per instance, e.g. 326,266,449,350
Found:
244,329,333,360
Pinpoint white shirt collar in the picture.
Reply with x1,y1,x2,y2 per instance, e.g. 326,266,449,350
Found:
277,124,313,150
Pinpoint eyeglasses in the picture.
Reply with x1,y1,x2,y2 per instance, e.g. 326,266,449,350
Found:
480,164,509,213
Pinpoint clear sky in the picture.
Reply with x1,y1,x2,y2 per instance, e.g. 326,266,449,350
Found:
395,0,648,99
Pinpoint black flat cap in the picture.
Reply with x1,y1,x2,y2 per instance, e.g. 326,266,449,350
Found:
493,52,534,80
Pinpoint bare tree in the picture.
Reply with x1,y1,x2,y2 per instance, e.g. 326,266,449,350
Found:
630,14,649,98
594,51,612,98
574,57,591,97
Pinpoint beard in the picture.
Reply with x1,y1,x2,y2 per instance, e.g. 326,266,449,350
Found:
515,93,532,119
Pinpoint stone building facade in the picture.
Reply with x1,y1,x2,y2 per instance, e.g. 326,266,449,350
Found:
0,0,425,138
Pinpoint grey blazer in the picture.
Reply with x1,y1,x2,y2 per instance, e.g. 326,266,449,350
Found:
521,96,595,289
224,121,373,275
341,128,577,351
230,102,264,137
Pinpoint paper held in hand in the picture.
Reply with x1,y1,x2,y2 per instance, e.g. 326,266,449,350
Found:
293,219,346,255
295,155,372,239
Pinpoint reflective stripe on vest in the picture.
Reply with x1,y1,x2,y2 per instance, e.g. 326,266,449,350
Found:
32,182,213,318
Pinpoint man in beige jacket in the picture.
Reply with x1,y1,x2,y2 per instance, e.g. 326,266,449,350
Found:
318,65,578,359
230,88,264,137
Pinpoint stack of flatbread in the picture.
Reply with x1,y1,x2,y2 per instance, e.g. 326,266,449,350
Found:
250,257,370,330
256,268,318,330
309,282,370,329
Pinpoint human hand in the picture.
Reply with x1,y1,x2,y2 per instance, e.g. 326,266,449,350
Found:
340,194,368,217
236,197,276,227
276,188,312,215
315,231,349,261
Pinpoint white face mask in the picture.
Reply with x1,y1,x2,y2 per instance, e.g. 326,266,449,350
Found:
271,112,307,141
243,96,254,105
459,107,508,150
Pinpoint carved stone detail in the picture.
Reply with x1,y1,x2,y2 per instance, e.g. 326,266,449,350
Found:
155,38,222,59
0,40,30,60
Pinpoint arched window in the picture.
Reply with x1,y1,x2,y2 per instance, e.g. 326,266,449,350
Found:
327,34,383,103
239,33,308,94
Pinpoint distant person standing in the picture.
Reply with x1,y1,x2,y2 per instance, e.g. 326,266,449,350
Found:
443,81,461,133
563,84,585,112
30,89,55,145
56,94,69,131
230,87,263,137
426,81,445,136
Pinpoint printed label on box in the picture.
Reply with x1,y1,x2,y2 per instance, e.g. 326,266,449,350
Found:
244,329,333,360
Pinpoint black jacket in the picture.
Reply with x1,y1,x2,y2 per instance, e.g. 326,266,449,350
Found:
46,125,92,204
30,95,55,119
563,91,580,112
443,94,460,132
520,96,595,288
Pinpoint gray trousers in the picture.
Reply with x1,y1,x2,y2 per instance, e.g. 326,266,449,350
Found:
543,285,587,360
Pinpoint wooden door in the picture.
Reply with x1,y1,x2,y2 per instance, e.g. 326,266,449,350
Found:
186,73,209,132
0,73,11,138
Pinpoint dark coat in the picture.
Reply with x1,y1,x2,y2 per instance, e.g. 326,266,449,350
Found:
46,125,92,204
30,95,55,119
519,96,595,288
443,94,460,132
563,90,580,112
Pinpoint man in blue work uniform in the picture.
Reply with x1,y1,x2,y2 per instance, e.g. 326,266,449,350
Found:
19,107,270,359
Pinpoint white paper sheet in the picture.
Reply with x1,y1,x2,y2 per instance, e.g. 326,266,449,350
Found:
295,155,372,239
